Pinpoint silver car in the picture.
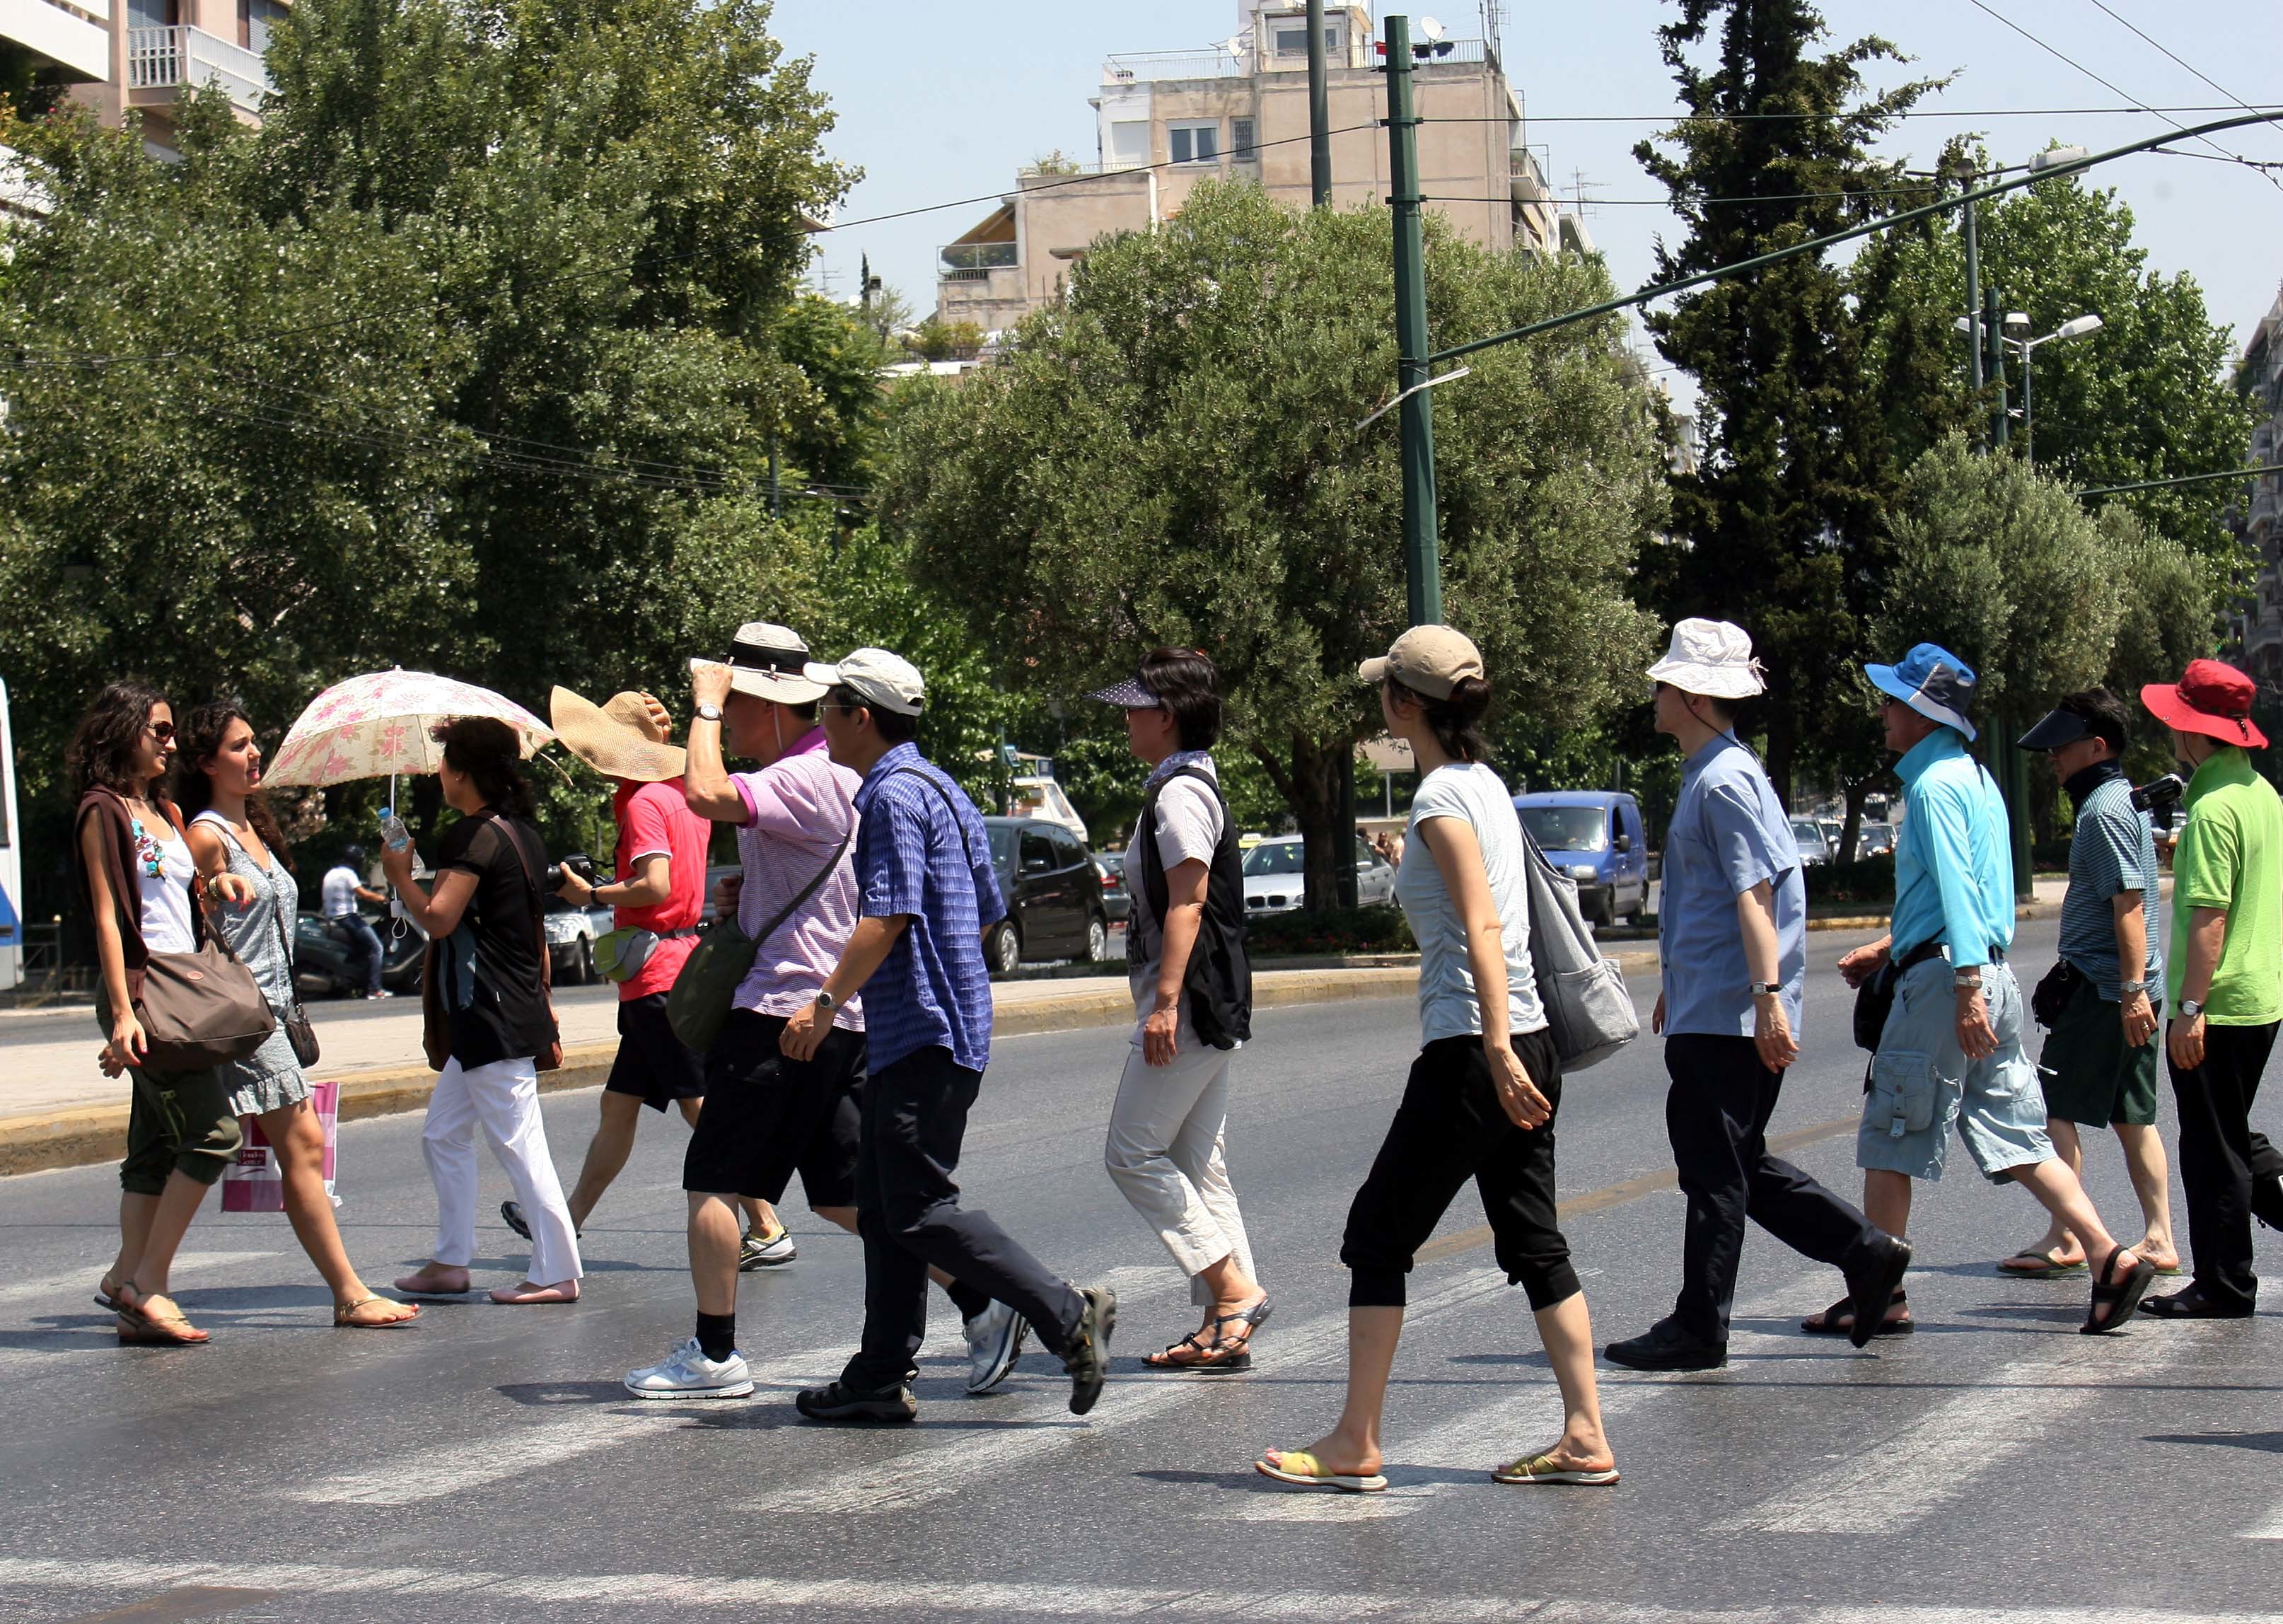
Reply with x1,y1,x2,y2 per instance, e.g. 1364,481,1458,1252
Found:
1241,835,1396,915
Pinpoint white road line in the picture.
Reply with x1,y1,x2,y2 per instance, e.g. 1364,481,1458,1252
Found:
2239,1501,2283,1540
279,1345,840,1507
0,1559,2269,1623
1708,1328,2180,1534
0,1250,283,1313
758,1266,1521,1516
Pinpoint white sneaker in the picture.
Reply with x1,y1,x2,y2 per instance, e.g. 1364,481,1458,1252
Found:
738,1225,796,1270
963,1300,1028,1394
624,1338,754,1400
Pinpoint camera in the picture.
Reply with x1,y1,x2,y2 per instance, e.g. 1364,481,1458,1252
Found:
2130,773,2186,831
544,853,598,891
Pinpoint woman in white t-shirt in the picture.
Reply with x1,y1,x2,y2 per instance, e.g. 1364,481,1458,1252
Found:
1091,649,1267,1371
1257,626,1616,1492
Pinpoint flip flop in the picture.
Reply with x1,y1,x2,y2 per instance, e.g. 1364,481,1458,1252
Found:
2082,1246,2157,1335
1255,1449,1388,1494
1801,1289,1914,1338
333,1297,421,1328
1492,1451,1620,1487
113,1284,208,1346
1997,1248,2087,1277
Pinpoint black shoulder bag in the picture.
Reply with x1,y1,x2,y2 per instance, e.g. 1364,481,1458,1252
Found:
1132,767,1252,1050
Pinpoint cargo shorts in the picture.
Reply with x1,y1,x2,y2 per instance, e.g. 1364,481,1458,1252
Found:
1857,954,2053,1184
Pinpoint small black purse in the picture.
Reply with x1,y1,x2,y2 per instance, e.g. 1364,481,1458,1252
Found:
1852,959,1901,1052
2031,958,2082,1030
270,906,321,1068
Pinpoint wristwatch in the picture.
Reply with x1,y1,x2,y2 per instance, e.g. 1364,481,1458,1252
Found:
1953,968,1983,991
1748,980,1782,997
813,988,837,1013
2118,980,2150,997
695,702,723,724
2180,998,2204,1019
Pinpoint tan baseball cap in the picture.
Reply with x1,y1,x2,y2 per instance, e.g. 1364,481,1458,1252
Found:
804,647,926,717
1357,625,1484,700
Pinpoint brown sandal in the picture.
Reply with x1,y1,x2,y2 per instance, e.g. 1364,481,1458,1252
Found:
334,1297,420,1328
115,1283,208,1345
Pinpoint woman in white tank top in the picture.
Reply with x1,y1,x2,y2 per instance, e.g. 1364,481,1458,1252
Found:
71,682,255,1347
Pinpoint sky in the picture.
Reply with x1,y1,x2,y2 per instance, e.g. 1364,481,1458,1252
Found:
774,1,2283,388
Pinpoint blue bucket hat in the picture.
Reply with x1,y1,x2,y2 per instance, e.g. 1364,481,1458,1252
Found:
1866,643,1979,742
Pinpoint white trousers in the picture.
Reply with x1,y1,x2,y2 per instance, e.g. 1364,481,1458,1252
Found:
422,1055,583,1284
1103,1043,1255,1306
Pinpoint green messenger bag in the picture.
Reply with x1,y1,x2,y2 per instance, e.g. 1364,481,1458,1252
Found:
666,825,852,1054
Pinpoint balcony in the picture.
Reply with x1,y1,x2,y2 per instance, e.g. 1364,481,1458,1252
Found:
1102,50,1245,83
127,25,269,117
939,241,1018,283
3,0,111,81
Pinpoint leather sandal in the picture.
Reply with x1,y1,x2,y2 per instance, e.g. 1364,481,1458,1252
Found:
2081,1246,2156,1335
334,1297,420,1328
1800,1289,1912,1338
115,1283,208,1346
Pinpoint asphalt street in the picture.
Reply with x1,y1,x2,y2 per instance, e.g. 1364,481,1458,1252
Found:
1,917,2279,1623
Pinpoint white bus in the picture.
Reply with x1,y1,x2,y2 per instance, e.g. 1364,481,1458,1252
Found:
0,675,19,990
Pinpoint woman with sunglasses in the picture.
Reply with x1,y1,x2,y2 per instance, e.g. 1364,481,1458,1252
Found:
176,702,418,1328
1255,627,1617,1492
71,682,254,1345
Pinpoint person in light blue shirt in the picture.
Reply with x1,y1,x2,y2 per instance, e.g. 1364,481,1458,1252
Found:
1820,643,2156,1339
1605,620,1904,1374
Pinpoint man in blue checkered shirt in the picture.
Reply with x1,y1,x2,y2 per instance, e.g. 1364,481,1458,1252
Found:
779,648,1117,1422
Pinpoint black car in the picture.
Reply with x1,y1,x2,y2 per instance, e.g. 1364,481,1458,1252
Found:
981,816,1112,974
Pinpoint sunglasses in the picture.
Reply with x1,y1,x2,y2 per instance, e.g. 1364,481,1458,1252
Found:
147,721,176,742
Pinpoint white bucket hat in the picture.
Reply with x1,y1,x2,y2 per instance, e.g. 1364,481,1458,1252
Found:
692,622,828,705
1646,618,1766,700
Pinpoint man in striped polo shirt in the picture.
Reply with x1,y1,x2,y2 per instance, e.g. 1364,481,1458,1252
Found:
2002,689,2175,1280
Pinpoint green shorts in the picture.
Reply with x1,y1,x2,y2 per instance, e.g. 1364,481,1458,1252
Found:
2035,972,2161,1128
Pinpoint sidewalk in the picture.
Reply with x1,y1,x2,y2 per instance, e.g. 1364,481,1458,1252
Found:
0,951,1657,1178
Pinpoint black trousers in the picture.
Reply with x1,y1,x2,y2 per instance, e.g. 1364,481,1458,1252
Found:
1666,1033,1887,1343
843,1045,1082,1391
2168,1020,2283,1311
1342,1029,1580,1311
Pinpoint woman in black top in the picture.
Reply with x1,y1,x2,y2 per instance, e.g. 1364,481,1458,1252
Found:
385,717,584,1305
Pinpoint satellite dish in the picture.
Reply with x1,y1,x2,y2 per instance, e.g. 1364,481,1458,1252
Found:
1418,15,1447,41
1221,34,1245,56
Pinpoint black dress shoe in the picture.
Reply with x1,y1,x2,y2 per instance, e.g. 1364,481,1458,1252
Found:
1604,1318,1727,1371
794,1379,919,1423
1844,1237,1914,1350
2142,1286,2255,1321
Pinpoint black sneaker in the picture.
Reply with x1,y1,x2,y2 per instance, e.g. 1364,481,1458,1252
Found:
1061,1284,1117,1416
794,1379,918,1424
1604,1318,1727,1372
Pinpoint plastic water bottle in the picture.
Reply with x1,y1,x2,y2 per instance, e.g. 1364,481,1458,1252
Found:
381,811,412,853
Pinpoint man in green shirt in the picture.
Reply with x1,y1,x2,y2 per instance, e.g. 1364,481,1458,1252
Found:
2139,659,2283,1318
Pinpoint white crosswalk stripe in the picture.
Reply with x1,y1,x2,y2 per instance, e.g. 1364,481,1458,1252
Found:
0,1249,282,1313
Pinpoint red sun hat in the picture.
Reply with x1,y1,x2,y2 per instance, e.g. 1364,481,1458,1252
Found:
2140,659,2267,750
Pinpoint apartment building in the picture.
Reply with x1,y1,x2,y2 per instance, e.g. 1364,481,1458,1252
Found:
937,1,1579,335
4,0,284,151
2229,286,2283,685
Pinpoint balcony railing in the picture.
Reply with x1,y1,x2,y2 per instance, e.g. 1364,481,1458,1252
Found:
1102,50,1244,83
127,25,269,115
939,242,1018,277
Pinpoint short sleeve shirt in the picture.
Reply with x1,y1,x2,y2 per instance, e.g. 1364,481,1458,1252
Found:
729,729,864,1029
610,777,711,1001
2057,772,2163,1002
1124,753,1225,1050
1397,761,1545,1044
434,812,557,1069
320,865,361,918
1659,736,1807,1037
1890,729,2015,968
2167,748,2283,1025
854,743,1007,1074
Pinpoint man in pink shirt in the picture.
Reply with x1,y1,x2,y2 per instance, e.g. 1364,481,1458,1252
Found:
529,688,755,1247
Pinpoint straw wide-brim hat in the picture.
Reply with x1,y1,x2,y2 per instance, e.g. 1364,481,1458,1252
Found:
550,686,687,782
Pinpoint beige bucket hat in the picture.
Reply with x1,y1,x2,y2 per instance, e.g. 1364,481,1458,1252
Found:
550,686,687,782
692,622,830,705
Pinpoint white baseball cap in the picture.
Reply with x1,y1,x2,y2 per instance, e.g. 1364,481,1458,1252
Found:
804,647,926,717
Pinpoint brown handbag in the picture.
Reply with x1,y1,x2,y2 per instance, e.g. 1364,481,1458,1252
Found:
418,812,563,1073
86,796,277,1072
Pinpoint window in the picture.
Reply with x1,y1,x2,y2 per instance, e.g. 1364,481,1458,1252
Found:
128,0,178,27
1110,121,1149,167
1272,22,1343,56
1019,830,1057,871
240,0,289,52
1517,806,1610,853
1231,118,1257,158
1242,842,1306,877
1168,122,1219,165
1049,828,1086,869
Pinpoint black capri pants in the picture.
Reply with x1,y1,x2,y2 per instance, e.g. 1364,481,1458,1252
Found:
1341,1026,1578,1311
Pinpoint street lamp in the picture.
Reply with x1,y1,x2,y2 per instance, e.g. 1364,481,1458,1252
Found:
2002,313,2105,465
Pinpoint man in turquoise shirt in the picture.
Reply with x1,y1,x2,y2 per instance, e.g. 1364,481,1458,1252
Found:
1819,643,2156,1338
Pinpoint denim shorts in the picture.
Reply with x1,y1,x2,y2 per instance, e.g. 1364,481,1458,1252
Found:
1857,956,2052,1184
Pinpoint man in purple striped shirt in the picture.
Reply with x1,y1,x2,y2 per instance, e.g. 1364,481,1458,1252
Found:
781,647,1117,1423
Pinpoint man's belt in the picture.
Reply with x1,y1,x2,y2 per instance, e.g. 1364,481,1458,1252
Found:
1894,938,2005,970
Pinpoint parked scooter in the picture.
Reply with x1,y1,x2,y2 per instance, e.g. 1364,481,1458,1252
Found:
294,911,426,999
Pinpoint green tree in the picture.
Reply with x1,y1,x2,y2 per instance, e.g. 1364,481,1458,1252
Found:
1632,0,1945,813
878,182,1666,907
1859,151,2252,562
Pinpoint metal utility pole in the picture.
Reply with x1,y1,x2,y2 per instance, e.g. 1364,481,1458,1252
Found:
1985,286,2010,448
1314,0,1357,907
1307,0,1332,208
1979,283,2032,898
1958,169,1984,401
1384,14,1441,627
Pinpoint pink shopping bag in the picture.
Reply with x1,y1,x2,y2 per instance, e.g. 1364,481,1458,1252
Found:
221,1080,340,1212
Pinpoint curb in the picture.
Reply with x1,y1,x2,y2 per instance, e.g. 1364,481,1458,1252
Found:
0,956,1649,1181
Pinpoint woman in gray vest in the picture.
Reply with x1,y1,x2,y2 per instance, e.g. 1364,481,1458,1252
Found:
1093,649,1267,1371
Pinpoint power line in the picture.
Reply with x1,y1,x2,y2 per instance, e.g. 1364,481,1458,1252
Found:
1965,0,2283,192
1430,101,2283,124
2079,0,2283,149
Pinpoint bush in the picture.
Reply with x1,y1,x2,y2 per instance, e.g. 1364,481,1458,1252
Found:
1245,905,1415,957
1803,856,1895,908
